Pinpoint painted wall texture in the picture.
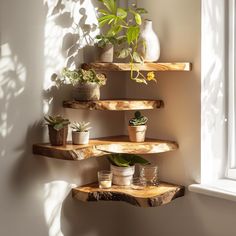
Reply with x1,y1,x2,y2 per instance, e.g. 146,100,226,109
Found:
0,0,236,236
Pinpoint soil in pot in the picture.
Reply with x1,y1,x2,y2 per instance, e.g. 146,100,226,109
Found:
72,131,89,145
72,82,100,101
48,125,68,146
96,44,114,62
110,164,135,186
128,125,147,142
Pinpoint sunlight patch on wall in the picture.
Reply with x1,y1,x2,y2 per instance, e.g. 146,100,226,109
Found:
0,43,26,138
44,181,75,236
43,0,99,91
201,0,227,183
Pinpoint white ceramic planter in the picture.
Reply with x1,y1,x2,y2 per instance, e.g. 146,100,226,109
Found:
72,131,89,145
110,164,135,186
128,125,147,142
139,19,160,62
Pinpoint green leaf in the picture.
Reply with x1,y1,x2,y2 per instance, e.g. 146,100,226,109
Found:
126,26,140,44
99,0,117,14
117,48,131,59
128,155,150,166
117,8,127,19
108,154,130,167
98,9,110,15
54,123,64,131
133,51,142,63
133,78,147,84
107,25,122,37
134,13,142,25
136,8,148,14
98,15,115,27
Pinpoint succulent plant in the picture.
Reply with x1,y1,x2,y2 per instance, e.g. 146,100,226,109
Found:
71,121,92,132
129,111,148,126
107,153,150,167
44,115,70,131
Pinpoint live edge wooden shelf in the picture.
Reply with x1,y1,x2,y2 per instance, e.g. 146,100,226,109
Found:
82,62,192,72
72,182,185,207
33,135,178,161
63,99,164,111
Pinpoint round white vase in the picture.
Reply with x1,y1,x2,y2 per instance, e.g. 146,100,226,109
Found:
139,19,160,62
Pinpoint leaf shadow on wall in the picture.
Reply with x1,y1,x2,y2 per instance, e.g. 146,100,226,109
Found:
50,0,97,68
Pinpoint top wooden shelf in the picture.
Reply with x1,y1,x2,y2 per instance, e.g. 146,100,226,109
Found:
82,62,191,72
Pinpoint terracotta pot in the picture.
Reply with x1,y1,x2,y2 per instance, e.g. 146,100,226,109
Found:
110,164,135,186
128,125,147,142
96,44,114,62
48,125,68,146
72,131,89,145
72,82,100,101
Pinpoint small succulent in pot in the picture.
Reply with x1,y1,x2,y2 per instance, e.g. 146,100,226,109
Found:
44,115,70,146
54,67,107,101
128,111,148,142
71,121,92,145
107,153,150,186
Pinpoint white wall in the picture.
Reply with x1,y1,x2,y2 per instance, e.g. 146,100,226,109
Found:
0,0,236,236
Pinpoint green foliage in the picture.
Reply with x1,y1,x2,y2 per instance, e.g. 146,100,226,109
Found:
107,153,150,167
44,115,70,131
55,68,107,87
97,1,156,84
71,121,92,132
129,111,148,126
95,34,117,48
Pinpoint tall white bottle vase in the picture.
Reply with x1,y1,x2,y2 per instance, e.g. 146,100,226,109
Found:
139,20,160,62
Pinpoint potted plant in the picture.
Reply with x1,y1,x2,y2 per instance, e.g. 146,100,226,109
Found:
97,1,156,84
128,111,148,142
71,121,92,145
55,67,107,101
108,153,150,186
95,34,117,62
44,115,70,146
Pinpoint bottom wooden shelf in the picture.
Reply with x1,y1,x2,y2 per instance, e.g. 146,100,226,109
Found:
72,182,185,207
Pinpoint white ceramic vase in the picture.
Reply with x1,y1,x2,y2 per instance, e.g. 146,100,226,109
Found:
110,164,135,186
139,19,160,62
72,131,89,145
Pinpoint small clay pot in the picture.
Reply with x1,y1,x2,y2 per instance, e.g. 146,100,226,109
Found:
72,131,89,145
128,125,147,142
96,44,114,62
72,82,100,101
48,125,68,146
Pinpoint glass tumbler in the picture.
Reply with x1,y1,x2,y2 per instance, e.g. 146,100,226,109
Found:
97,170,112,189
131,177,146,190
140,164,159,186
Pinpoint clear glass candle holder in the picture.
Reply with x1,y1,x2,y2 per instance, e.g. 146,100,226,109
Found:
140,164,159,186
97,170,112,189
131,177,146,190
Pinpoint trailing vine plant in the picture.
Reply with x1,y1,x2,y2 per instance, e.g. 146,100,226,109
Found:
97,0,156,84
